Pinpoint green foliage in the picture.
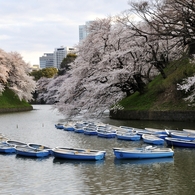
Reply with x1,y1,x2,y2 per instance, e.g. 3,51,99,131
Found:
0,88,31,108
60,53,77,70
118,57,195,111
30,67,58,81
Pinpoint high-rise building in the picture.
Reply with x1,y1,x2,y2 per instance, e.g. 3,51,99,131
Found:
39,47,76,69
54,46,76,69
39,53,54,69
79,21,94,42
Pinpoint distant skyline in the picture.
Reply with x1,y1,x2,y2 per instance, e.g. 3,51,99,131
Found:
0,0,130,65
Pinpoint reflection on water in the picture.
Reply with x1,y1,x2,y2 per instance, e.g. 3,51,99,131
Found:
1,104,195,195
53,157,105,165
15,154,50,162
114,157,174,165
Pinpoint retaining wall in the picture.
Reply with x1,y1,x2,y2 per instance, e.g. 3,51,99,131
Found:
110,110,195,121
0,106,33,113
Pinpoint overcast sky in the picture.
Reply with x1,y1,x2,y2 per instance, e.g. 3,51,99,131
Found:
0,0,130,65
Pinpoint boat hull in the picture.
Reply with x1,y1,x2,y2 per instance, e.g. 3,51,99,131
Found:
116,134,141,141
15,146,50,158
0,143,16,154
165,137,195,148
142,134,164,145
143,139,164,145
28,143,53,155
55,124,64,129
52,148,105,160
170,132,195,141
97,132,116,138
16,149,49,157
113,148,174,159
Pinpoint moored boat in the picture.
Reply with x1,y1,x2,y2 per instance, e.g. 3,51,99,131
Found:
97,126,116,138
15,145,50,158
74,122,85,133
52,147,106,160
0,142,16,154
55,123,65,129
113,146,174,159
6,140,27,147
169,131,195,141
83,127,98,135
28,143,53,155
165,137,195,148
116,132,141,141
183,129,195,135
142,134,164,145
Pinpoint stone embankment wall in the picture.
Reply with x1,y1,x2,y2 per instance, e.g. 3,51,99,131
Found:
0,106,33,113
110,110,195,121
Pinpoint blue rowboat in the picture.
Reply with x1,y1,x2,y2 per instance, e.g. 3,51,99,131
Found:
74,122,85,133
183,129,195,135
0,142,16,154
97,129,116,138
28,143,53,155
52,147,106,160
169,131,195,141
15,145,50,158
116,132,141,141
63,126,75,131
142,134,164,145
6,140,27,147
113,146,174,159
165,137,195,148
83,127,97,135
55,123,65,129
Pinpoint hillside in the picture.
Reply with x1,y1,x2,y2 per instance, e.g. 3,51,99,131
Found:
118,56,195,112
0,88,33,113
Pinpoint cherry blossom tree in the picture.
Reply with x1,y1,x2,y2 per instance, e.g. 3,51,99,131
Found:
125,0,195,56
49,18,162,118
36,0,195,118
0,49,36,101
177,75,195,103
0,49,9,93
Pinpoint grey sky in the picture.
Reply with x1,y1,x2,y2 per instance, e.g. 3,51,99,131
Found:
0,0,129,65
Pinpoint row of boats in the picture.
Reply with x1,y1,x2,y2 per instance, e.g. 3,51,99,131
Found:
55,122,195,148
0,136,106,160
1,122,194,161
0,139,174,160
0,132,174,160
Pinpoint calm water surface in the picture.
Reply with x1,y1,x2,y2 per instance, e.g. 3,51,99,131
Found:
0,105,195,195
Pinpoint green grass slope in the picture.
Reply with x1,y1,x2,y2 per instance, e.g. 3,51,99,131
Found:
0,88,32,110
119,56,195,111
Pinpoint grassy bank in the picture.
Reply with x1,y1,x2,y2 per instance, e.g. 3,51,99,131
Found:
0,88,33,111
118,56,195,111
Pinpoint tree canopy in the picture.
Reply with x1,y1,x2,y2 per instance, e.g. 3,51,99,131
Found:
0,49,36,101
60,53,77,70
30,67,58,81
35,0,195,118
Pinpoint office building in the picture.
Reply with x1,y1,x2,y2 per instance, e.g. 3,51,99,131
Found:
39,53,54,69
79,21,94,42
54,46,76,69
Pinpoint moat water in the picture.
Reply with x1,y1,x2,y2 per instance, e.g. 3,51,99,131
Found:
0,105,195,195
